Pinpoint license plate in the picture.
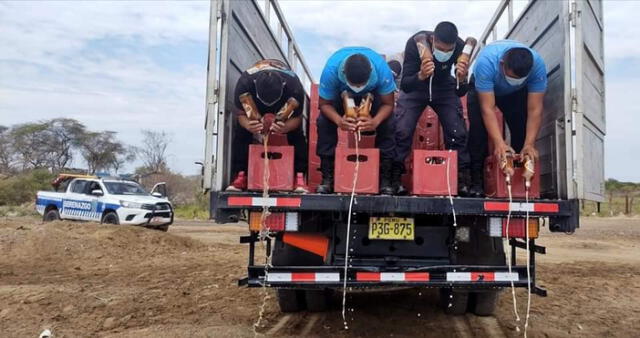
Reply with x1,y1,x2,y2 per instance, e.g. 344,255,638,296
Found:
151,217,163,223
368,217,415,240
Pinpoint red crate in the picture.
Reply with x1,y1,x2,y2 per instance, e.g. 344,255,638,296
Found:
405,150,457,196
248,144,294,191
334,146,379,194
484,155,540,198
347,133,376,149
308,84,322,191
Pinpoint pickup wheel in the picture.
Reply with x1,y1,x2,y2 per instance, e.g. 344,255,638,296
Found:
440,288,469,315
43,209,60,222
101,211,120,225
470,291,499,316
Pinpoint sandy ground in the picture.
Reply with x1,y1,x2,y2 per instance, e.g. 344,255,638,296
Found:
0,216,638,337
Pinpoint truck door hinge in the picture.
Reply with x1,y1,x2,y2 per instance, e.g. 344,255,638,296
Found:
570,88,578,115
570,1,578,27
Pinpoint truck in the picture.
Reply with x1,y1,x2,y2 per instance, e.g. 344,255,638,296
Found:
36,174,174,231
202,0,605,315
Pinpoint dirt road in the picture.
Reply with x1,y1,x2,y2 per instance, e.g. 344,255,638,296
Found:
0,216,638,337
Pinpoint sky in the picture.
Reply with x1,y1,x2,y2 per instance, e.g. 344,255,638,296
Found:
0,0,638,181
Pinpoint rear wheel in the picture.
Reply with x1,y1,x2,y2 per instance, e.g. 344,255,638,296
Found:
470,291,500,316
305,289,331,312
101,211,119,225
277,289,304,313
43,209,60,222
440,288,469,315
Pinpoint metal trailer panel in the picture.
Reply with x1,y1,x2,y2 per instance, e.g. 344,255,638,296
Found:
575,0,606,201
504,0,570,199
203,0,314,194
472,0,605,202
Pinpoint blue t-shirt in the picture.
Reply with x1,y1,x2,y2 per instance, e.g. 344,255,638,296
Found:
473,40,547,96
319,47,397,100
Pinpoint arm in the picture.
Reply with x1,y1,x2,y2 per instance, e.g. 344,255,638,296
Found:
271,115,302,134
478,92,514,157
400,34,424,93
521,92,544,159
320,97,356,131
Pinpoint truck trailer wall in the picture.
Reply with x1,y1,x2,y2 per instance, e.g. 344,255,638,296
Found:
203,0,312,193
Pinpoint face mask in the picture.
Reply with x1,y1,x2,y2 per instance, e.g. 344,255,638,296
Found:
433,47,454,63
504,74,527,86
347,82,367,93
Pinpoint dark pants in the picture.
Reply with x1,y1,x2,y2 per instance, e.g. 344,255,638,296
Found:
230,121,308,175
393,83,470,170
316,94,396,160
467,80,528,173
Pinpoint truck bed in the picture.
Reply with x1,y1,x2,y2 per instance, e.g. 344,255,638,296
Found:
212,191,579,232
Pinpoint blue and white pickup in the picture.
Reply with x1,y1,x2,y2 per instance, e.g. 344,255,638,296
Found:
36,176,173,231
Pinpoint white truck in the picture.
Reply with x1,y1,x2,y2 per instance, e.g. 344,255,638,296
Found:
36,175,173,231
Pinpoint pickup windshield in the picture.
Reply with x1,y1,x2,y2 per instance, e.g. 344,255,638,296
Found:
104,182,148,196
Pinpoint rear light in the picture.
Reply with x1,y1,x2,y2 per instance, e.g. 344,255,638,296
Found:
249,212,299,232
489,217,539,239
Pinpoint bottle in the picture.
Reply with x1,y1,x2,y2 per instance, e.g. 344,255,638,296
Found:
239,92,261,120
500,153,515,184
413,33,433,65
341,91,358,119
456,37,477,82
522,155,535,188
275,97,299,123
357,93,374,119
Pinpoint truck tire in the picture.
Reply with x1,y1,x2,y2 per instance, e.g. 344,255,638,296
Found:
305,289,330,312
470,291,499,316
440,288,469,315
101,211,119,225
277,289,304,313
43,209,60,222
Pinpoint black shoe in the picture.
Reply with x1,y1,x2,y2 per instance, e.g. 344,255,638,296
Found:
316,156,334,194
469,168,484,198
391,161,407,195
380,159,395,195
458,169,471,197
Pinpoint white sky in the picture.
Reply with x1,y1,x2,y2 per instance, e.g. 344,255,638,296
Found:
0,0,638,181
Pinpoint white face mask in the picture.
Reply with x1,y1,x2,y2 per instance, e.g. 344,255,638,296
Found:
503,64,528,86
433,48,454,63
505,74,527,86
347,82,367,93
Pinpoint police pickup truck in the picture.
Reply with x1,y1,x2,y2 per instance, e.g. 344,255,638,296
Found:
36,175,173,231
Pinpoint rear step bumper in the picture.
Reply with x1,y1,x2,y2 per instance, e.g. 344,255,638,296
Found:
241,265,547,296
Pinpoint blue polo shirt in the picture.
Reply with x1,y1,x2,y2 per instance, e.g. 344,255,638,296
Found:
473,40,547,96
319,47,396,100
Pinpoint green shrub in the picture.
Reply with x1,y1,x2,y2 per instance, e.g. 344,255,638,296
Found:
0,169,55,206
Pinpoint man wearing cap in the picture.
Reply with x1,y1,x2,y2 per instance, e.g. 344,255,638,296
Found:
393,22,471,195
226,59,308,193
466,40,547,197
316,47,398,195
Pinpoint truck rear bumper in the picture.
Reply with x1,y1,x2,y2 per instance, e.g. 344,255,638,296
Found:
241,265,544,295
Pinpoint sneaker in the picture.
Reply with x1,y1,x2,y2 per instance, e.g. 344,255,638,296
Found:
225,171,247,191
293,172,309,193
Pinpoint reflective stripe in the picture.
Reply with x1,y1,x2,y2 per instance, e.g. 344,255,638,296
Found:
228,196,301,207
484,201,559,213
266,272,340,283
357,272,430,282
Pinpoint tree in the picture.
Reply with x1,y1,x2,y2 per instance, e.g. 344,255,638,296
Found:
135,130,171,173
9,122,52,170
0,125,14,174
46,118,87,170
79,131,130,174
110,146,136,174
